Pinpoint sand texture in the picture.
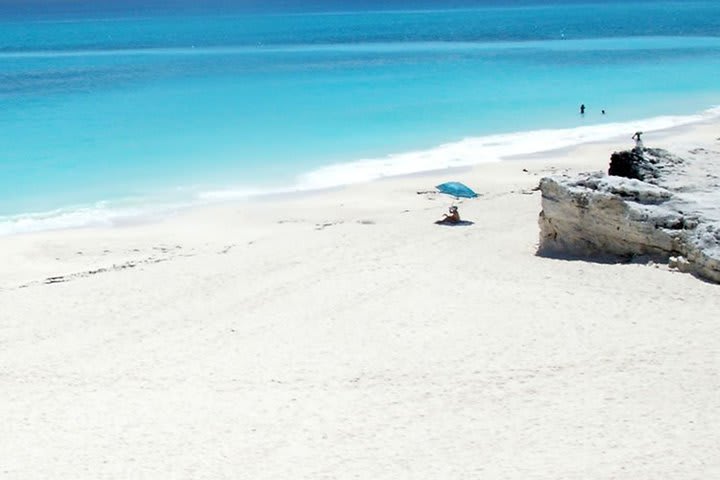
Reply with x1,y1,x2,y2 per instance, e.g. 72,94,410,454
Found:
1,122,720,479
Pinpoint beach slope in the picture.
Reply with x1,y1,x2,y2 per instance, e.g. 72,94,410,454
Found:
1,124,720,479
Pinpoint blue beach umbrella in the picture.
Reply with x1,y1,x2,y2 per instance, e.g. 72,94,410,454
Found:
435,181,478,199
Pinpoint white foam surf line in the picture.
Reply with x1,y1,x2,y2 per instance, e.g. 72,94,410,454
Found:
0,187,271,236
2,106,719,236
144,105,720,203
294,106,720,190
0,201,172,236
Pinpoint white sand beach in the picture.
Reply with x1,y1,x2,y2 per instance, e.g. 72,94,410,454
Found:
2,121,720,479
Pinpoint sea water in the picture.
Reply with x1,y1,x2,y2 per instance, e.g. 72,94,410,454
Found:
2,0,720,234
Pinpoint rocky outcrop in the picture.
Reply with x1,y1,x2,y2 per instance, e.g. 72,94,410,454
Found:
538,147,720,283
607,147,685,182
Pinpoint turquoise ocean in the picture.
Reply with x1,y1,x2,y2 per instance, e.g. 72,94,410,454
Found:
2,0,720,234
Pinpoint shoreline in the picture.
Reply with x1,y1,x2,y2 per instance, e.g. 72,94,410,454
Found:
4,113,719,276
3,105,719,237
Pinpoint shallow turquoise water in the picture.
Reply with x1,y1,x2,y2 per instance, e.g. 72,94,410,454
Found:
1,1,720,232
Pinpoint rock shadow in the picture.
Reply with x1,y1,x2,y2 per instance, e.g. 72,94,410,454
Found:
535,248,657,265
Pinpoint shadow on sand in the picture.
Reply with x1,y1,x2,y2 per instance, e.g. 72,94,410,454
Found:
434,220,475,227
535,247,682,265
535,249,639,264
536,249,716,284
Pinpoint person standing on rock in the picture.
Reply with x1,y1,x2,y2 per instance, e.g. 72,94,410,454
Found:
632,131,643,148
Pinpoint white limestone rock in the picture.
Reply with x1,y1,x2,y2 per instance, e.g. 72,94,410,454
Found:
538,147,720,283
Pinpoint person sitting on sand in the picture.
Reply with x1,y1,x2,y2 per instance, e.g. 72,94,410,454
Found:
435,206,460,225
